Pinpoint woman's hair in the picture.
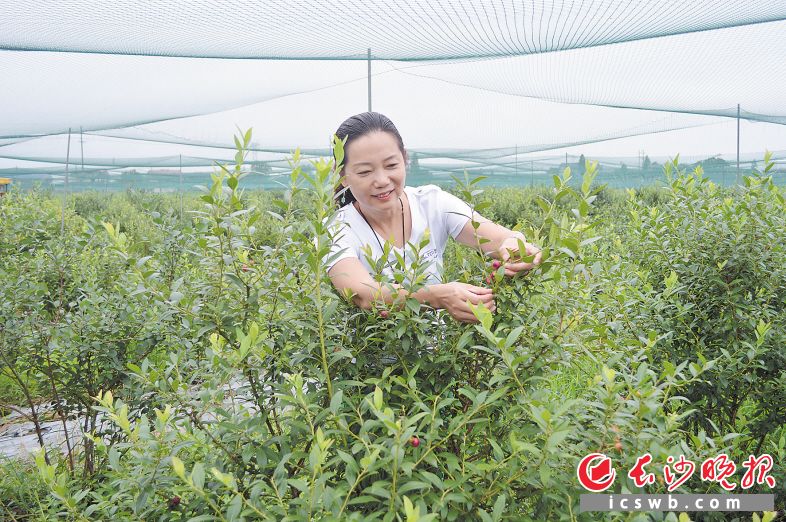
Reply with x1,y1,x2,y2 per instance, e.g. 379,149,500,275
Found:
333,111,407,207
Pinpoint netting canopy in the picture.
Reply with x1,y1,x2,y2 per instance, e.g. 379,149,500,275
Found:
1,0,785,190
4,0,785,60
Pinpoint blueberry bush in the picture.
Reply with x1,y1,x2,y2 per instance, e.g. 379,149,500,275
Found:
0,133,782,521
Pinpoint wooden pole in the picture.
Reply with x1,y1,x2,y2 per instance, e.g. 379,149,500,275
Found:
179,154,183,219
736,104,740,184
367,48,372,112
61,128,71,235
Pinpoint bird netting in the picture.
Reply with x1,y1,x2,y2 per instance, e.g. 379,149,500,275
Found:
1,0,784,190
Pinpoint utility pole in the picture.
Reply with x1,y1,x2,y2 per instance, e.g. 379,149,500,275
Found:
641,150,645,185
62,128,72,234
179,154,183,219
367,48,372,112
736,104,740,184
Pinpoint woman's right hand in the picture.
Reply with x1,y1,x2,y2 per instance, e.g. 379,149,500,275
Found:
432,282,496,323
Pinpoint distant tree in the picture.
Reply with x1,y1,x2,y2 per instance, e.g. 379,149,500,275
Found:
547,166,562,177
642,155,652,171
251,163,272,175
409,152,420,175
577,154,586,175
697,156,729,172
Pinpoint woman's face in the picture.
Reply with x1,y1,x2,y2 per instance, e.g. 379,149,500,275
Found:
341,131,407,211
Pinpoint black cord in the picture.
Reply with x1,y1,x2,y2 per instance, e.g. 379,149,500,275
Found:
355,196,406,270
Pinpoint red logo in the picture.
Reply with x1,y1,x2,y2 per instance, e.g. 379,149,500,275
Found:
577,453,616,492
578,451,776,492
701,454,737,491
628,453,656,487
664,454,696,492
741,454,776,489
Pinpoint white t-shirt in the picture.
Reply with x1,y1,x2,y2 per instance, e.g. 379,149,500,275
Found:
326,185,473,284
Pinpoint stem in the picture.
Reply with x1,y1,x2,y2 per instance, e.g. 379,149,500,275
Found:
338,470,368,517
389,441,399,513
314,264,333,399
0,351,49,463
43,346,74,473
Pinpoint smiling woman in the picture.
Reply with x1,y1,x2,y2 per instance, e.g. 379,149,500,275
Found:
327,111,543,323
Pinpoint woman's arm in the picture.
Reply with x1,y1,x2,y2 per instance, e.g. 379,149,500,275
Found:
454,212,542,275
328,257,495,322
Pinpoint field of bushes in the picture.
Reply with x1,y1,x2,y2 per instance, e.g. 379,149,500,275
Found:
0,138,784,521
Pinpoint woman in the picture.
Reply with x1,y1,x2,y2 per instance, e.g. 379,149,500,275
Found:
327,112,542,323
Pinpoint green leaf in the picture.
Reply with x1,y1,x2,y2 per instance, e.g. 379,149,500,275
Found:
403,495,419,522
397,481,430,495
492,494,507,521
171,457,185,480
191,462,205,490
470,301,493,331
330,389,343,415
227,494,243,521
477,510,494,522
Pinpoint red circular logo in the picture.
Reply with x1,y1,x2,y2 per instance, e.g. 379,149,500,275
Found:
577,453,616,492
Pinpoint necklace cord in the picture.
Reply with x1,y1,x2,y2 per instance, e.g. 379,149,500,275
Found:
356,196,406,270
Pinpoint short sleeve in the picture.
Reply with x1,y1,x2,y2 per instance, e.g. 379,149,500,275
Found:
436,188,474,238
324,218,361,272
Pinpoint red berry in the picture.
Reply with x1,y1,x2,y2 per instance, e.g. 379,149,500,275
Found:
614,438,622,452
168,496,181,509
485,274,493,285
410,436,420,447
492,260,501,269
379,310,389,318
241,264,250,272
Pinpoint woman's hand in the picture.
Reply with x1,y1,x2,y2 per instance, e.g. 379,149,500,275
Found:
431,282,496,323
497,235,542,277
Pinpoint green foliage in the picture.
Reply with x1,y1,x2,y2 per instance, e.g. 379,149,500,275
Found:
625,156,786,453
0,142,782,520
0,456,54,521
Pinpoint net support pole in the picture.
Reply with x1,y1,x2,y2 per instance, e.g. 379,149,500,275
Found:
80,126,84,171
179,154,183,219
61,128,72,235
736,104,740,184
367,48,372,112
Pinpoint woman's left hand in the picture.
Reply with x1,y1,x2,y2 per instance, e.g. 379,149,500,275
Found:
497,236,542,277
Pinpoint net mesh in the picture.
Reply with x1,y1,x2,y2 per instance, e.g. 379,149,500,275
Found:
3,0,784,60
1,0,785,190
